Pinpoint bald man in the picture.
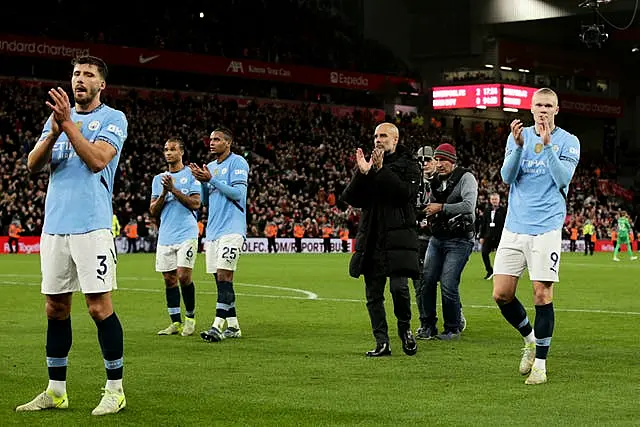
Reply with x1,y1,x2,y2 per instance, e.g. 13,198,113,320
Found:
341,122,421,358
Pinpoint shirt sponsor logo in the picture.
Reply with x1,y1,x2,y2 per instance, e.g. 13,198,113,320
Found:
106,124,125,139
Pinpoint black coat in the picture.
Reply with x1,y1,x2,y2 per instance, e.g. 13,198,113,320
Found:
341,146,421,279
479,205,507,242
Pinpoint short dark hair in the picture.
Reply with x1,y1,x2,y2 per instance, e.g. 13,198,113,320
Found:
213,127,233,142
165,137,185,151
71,55,108,80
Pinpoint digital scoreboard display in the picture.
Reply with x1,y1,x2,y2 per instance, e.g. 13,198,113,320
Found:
432,84,501,110
502,84,536,109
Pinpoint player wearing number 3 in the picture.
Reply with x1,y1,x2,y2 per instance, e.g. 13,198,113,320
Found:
190,127,250,342
150,138,201,337
492,88,580,385
17,56,127,415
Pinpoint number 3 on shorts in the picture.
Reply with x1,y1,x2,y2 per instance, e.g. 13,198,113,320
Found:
97,255,108,277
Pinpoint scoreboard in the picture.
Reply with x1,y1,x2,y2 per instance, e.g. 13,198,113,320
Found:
502,85,535,109
432,84,501,110
432,84,536,110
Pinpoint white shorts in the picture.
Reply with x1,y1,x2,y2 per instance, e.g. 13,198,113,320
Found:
155,239,198,272
205,234,244,273
494,229,562,283
41,229,117,295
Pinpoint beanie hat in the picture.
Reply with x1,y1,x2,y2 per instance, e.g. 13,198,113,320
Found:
434,143,457,163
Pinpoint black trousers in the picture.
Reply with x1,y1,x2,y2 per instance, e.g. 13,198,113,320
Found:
267,236,277,253
8,237,19,253
364,275,412,344
481,238,498,274
323,237,331,253
295,237,302,253
127,237,137,253
584,235,594,255
412,238,430,326
570,239,576,252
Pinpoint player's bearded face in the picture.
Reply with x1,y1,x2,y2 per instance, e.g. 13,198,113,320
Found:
72,64,103,106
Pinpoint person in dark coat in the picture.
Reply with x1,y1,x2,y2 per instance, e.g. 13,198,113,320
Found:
479,193,506,279
341,122,421,358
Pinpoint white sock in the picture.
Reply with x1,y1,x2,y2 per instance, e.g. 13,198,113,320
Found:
105,379,123,393
532,358,546,371
47,380,66,396
226,317,239,329
213,317,225,330
524,331,535,344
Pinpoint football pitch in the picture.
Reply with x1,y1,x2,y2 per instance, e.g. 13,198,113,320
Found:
0,252,638,426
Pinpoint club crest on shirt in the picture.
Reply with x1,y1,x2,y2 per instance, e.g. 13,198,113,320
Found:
552,144,559,152
88,120,100,131
534,143,543,154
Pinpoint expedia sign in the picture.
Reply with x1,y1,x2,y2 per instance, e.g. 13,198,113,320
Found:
329,72,370,89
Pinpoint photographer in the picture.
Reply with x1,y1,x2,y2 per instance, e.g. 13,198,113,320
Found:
420,143,477,340
413,146,437,339
341,122,420,358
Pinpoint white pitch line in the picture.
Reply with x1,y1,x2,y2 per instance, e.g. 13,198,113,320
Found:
1,278,640,316
0,279,317,300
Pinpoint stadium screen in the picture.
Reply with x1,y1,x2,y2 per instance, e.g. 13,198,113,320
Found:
432,84,538,110
502,84,535,109
432,84,501,110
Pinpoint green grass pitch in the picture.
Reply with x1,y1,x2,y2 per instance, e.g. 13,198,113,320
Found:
0,252,638,426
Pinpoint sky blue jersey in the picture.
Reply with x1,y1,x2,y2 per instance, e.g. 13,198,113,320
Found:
501,125,580,235
40,104,128,234
151,167,201,246
202,153,249,241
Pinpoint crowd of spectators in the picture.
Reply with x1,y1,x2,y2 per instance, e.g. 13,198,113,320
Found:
0,80,635,249
6,0,412,78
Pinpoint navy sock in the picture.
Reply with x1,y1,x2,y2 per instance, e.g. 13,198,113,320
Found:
46,317,72,381
94,313,124,380
534,303,554,359
181,282,196,318
216,281,235,319
498,297,533,337
165,286,181,323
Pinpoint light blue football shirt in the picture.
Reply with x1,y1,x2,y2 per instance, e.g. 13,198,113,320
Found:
151,167,201,246
501,126,580,235
202,153,249,241
39,104,128,234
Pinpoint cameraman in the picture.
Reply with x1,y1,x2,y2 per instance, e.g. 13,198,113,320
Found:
413,146,437,339
420,143,477,340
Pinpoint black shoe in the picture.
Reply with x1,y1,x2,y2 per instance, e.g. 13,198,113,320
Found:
365,342,391,357
400,330,418,356
416,325,438,340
